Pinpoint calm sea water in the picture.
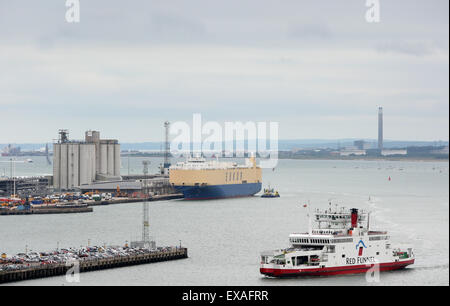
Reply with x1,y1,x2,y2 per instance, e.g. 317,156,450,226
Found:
1,156,448,286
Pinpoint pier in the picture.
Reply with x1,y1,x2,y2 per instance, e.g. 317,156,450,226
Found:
0,247,188,284
0,205,93,215
0,194,183,216
87,193,184,206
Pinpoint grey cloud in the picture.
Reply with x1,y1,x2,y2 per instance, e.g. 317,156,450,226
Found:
0,0,448,49
0,1,208,46
0,0,448,142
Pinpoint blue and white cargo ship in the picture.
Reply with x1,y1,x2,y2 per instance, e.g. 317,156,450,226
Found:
169,155,262,200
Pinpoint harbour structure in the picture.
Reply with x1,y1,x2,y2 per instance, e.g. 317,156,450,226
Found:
0,246,187,284
169,155,262,200
53,130,121,191
160,121,171,175
260,206,414,277
79,175,176,197
0,176,51,197
142,202,151,248
130,201,156,249
378,107,383,151
0,203,93,215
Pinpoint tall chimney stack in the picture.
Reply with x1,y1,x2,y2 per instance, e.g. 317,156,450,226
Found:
378,107,383,151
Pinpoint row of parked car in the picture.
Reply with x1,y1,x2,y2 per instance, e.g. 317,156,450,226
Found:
45,192,113,203
0,245,179,272
1,192,114,209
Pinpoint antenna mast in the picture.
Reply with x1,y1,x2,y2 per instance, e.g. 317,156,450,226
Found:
142,160,150,176
142,202,150,249
160,121,171,174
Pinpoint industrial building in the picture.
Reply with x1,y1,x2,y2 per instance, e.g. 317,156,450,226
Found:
0,176,52,197
53,130,121,191
381,149,407,156
353,140,371,150
1,144,21,156
79,176,174,196
339,149,366,156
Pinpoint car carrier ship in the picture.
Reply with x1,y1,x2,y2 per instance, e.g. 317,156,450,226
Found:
260,206,414,277
169,155,262,200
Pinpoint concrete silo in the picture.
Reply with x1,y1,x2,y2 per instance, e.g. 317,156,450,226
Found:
53,130,120,190
59,143,68,190
107,142,115,176
100,142,108,175
67,143,80,189
53,143,61,190
114,144,121,177
79,143,96,186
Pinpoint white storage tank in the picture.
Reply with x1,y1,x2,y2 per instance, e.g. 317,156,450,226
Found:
100,143,108,174
90,144,96,182
67,143,80,189
60,144,68,190
79,143,95,186
114,144,121,177
107,143,115,176
52,130,120,190
53,143,61,190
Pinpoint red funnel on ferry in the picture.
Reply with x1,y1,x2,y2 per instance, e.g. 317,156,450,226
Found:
351,208,358,228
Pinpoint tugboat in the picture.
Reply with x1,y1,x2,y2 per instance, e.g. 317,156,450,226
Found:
261,186,280,198
260,206,414,277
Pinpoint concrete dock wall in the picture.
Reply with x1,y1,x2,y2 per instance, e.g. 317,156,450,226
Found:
0,248,188,284
0,206,93,215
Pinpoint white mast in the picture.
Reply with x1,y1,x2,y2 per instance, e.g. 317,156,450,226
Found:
307,200,312,235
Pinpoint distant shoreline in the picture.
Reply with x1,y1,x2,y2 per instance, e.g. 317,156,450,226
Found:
277,156,449,163
1,153,448,163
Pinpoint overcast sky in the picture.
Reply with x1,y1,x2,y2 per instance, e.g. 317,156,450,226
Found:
0,0,448,143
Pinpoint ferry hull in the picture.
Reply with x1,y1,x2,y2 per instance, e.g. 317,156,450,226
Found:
260,259,415,277
174,182,262,200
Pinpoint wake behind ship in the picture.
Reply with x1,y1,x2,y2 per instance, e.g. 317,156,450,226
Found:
169,155,262,200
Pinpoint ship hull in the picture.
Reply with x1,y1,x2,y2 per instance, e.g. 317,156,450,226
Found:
260,259,414,277
174,182,262,200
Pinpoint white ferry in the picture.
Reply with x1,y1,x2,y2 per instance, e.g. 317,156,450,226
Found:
260,206,414,277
